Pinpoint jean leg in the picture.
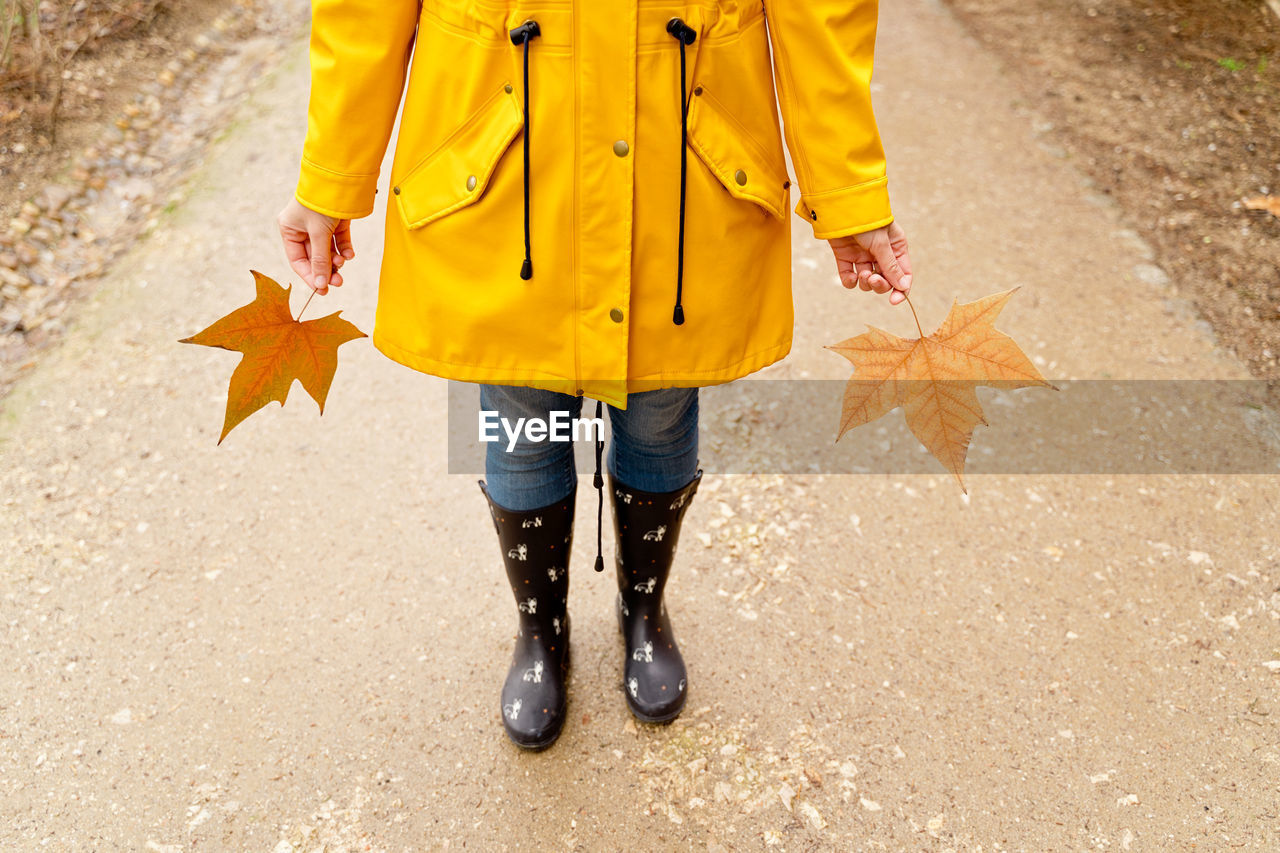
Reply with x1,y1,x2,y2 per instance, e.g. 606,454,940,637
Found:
480,383,583,510
606,387,700,492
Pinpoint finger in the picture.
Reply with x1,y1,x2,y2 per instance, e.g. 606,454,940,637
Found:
887,261,911,297
888,223,912,273
330,235,345,269
326,242,343,287
281,228,316,289
886,257,911,306
308,228,332,294
866,264,892,293
893,246,914,298
833,244,861,289
855,263,875,290
869,237,907,292
839,258,866,289
835,256,856,288
334,220,355,260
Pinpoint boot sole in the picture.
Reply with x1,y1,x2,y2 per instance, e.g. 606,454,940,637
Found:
627,696,686,725
506,705,566,750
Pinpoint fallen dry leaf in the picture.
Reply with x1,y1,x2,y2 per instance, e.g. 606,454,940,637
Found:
1242,196,1280,218
827,288,1056,492
179,270,366,444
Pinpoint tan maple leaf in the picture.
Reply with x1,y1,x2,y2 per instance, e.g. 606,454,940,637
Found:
179,270,366,444
826,288,1056,492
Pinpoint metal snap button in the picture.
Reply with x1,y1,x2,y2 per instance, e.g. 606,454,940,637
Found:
609,308,624,323
392,186,400,195
613,140,629,157
466,175,477,191
504,83,513,93
734,169,747,186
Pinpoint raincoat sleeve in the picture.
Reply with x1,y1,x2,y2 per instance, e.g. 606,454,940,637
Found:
762,0,894,239
293,0,420,220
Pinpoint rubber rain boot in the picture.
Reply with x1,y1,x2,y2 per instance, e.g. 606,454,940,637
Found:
478,480,574,750
608,468,703,723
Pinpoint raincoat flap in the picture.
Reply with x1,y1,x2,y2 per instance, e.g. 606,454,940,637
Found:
393,81,525,230
686,83,788,220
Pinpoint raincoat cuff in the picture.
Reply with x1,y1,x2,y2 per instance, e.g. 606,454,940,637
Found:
295,156,379,220
794,176,894,239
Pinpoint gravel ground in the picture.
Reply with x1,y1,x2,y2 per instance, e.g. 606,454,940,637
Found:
2,1,1278,850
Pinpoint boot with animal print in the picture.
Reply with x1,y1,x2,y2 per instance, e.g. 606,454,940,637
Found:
478,481,575,750
608,468,703,723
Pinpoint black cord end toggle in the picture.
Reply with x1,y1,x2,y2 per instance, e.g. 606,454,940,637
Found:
509,20,541,44
594,554,605,573
672,304,685,325
520,258,533,280
666,17,696,44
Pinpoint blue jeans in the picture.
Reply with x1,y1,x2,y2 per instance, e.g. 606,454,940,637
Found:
479,384,699,511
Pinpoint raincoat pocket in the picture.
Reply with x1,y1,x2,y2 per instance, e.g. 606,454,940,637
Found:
393,81,525,230
685,82,788,221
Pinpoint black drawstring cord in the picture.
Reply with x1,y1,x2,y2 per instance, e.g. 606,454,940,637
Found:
509,20,541,281
667,18,696,326
592,398,605,572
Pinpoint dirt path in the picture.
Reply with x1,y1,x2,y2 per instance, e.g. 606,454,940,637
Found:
0,0,308,400
936,0,1280,407
2,1,1278,850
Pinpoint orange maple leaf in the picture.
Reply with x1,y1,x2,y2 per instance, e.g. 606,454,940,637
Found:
1243,195,1280,218
826,288,1056,493
179,270,367,444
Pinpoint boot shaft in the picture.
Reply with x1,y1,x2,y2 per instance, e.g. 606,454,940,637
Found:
478,481,575,623
608,470,702,605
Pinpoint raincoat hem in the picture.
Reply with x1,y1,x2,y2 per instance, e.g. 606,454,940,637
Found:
627,339,791,384
370,329,791,410
371,329,628,407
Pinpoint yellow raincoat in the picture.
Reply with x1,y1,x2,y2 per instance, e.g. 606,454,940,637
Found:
295,0,894,409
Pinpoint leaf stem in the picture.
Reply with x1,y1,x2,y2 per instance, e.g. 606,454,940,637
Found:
904,293,924,338
296,286,316,322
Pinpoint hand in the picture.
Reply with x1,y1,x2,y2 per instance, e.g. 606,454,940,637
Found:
276,198,354,295
827,220,913,306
